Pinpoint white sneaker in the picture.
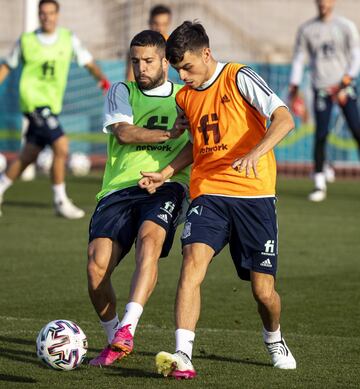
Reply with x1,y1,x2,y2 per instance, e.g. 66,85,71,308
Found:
155,351,196,379
54,198,85,219
20,164,36,181
324,165,335,183
265,337,296,369
308,188,326,202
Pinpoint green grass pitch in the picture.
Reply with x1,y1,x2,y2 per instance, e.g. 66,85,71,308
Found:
0,175,359,388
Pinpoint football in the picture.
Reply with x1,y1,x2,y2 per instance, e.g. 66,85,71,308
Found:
37,147,54,174
0,152,7,173
68,152,91,177
36,319,88,370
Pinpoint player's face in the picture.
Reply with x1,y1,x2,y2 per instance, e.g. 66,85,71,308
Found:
316,0,335,18
149,13,171,38
39,3,59,33
131,45,167,90
172,48,212,89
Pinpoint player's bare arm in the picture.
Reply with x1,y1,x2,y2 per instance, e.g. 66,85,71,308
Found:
112,112,188,144
84,62,111,93
139,141,193,193
232,106,294,177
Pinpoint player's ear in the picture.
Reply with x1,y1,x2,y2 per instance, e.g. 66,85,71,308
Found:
202,47,211,64
162,56,169,70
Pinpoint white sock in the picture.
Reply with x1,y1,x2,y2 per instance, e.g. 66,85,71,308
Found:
0,173,13,196
314,172,326,191
119,302,144,336
100,314,120,344
175,328,195,360
263,325,281,344
52,183,67,203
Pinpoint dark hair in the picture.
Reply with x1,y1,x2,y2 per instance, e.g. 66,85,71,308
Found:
130,30,166,53
166,21,209,64
39,0,60,11
149,4,172,20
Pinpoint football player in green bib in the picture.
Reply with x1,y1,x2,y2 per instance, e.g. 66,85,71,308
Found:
87,30,190,367
0,0,110,219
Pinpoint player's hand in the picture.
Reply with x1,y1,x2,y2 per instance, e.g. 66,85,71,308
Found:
288,84,299,101
336,88,348,106
232,151,261,178
138,171,166,194
98,78,111,95
169,113,189,139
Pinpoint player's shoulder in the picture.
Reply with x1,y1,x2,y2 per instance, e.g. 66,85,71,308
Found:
106,81,130,103
173,82,184,93
20,30,36,40
334,15,358,33
297,17,319,34
223,62,245,76
58,27,72,34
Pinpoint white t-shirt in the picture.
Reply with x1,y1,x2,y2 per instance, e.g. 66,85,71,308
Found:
197,62,286,119
5,28,93,69
103,64,285,135
103,80,174,133
290,15,360,88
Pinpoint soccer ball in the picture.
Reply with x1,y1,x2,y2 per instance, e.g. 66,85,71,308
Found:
68,152,91,177
0,152,7,173
36,319,88,370
37,148,53,174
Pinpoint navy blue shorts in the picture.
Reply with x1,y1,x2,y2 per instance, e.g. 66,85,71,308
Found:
181,195,278,280
25,107,64,149
89,183,186,263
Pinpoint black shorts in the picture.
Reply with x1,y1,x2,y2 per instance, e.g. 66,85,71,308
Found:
181,195,278,280
25,107,64,148
89,183,186,264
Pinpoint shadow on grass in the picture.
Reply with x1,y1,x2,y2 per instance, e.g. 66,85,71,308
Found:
197,353,271,367
0,348,41,368
105,367,159,379
3,200,50,209
0,336,43,368
0,336,34,346
87,348,271,369
0,374,37,384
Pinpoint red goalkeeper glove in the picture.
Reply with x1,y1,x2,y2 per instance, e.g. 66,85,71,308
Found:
99,78,111,94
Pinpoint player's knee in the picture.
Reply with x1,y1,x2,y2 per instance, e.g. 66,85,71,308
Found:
19,152,37,166
180,255,206,286
87,248,111,289
53,148,68,160
252,285,275,306
137,232,164,258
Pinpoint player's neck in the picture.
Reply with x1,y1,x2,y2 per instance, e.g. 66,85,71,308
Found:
204,59,218,85
40,27,57,35
319,11,333,22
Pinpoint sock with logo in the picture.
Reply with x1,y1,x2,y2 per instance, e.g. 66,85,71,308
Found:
119,302,144,336
52,183,68,203
0,173,13,196
175,328,195,360
263,325,281,344
101,314,120,344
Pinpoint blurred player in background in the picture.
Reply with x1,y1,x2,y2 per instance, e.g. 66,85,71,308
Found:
0,0,110,218
87,30,189,367
139,21,296,379
289,0,360,202
126,4,172,81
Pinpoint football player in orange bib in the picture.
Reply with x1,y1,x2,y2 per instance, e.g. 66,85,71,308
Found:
139,21,297,378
